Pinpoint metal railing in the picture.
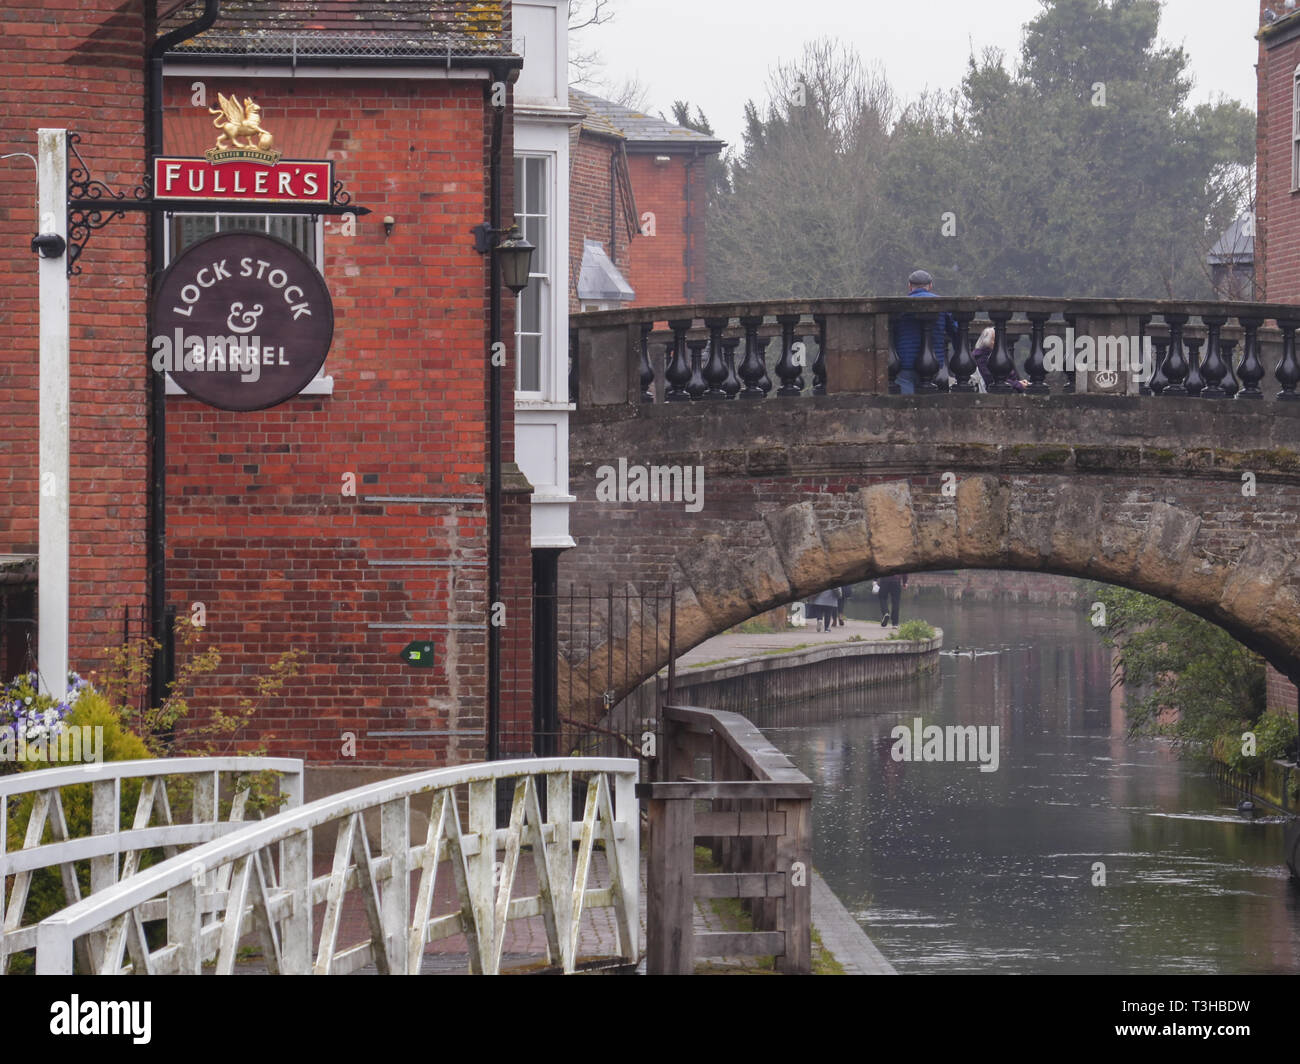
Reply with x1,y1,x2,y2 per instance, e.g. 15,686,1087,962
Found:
34,758,639,976
2,757,303,974
639,705,812,974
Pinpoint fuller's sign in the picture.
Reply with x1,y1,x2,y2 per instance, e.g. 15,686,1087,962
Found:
152,93,332,204
153,157,332,203
151,231,334,411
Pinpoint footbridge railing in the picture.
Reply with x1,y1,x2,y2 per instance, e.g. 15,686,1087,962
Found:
2,757,303,974
572,296,1300,404
640,705,812,974
34,758,639,975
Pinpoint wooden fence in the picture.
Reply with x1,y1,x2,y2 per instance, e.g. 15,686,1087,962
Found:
639,704,811,974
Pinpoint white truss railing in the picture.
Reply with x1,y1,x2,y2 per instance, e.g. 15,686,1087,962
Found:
35,758,640,975
1,757,304,974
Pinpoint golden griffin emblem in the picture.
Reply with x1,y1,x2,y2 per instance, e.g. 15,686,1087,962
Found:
206,94,280,164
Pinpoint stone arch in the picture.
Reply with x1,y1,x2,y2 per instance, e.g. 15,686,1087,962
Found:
559,474,1300,727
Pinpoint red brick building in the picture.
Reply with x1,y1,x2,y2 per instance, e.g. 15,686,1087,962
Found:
1256,2,1300,714
0,0,150,686
568,89,723,310
1,0,545,784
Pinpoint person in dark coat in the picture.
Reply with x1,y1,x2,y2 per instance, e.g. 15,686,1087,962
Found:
894,269,960,394
876,573,908,628
835,585,852,626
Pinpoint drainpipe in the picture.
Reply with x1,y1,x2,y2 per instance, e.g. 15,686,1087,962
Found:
484,60,513,762
146,0,220,711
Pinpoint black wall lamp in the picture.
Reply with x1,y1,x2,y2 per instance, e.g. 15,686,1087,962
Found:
472,222,535,294
383,215,396,238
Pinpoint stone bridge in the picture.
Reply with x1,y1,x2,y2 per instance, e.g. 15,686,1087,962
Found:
555,296,1300,728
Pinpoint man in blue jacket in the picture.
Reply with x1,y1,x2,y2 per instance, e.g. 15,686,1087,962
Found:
894,269,960,394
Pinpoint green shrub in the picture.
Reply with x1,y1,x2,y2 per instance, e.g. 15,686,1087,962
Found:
4,690,152,974
1219,710,1297,775
888,619,936,641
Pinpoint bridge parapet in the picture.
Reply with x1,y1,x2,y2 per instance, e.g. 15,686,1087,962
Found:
572,297,1300,407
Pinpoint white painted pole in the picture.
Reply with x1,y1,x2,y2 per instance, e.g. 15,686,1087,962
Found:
37,128,69,700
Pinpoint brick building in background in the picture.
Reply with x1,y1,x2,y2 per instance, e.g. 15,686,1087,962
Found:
568,89,723,310
1256,2,1300,714
1,0,557,788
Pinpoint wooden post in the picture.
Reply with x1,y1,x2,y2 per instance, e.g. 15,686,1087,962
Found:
775,795,812,974
645,795,694,975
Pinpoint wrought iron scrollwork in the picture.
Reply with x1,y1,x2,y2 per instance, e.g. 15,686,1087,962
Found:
66,133,150,276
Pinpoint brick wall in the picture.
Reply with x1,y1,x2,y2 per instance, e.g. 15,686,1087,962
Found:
1256,6,1300,713
568,132,634,310
1266,664,1297,713
625,152,707,306
160,75,532,767
1257,10,1300,301
0,0,149,682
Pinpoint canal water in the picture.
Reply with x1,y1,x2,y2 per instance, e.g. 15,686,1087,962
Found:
749,592,1300,974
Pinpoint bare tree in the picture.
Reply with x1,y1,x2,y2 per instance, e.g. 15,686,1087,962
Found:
568,0,615,86
603,73,652,111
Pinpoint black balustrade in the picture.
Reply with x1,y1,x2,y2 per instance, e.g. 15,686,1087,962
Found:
702,318,729,400
1199,317,1227,399
686,337,708,400
916,313,940,393
1149,337,1169,395
1237,317,1264,399
572,300,1300,408
1025,313,1049,394
1277,319,1300,401
1063,314,1077,393
664,319,692,403
721,336,742,398
812,316,827,396
988,310,1015,393
775,314,802,397
1184,337,1205,397
638,322,654,403
949,312,977,393
1162,314,1189,395
1220,338,1239,398
738,315,769,399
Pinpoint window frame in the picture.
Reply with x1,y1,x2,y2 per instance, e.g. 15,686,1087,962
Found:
1293,64,1300,192
513,153,553,399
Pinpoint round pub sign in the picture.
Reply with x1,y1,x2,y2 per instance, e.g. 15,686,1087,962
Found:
151,231,333,411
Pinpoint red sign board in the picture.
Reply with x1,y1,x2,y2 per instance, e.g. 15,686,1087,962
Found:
153,157,333,204
151,231,334,411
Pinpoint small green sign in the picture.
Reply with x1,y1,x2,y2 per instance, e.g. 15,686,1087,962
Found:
400,640,436,668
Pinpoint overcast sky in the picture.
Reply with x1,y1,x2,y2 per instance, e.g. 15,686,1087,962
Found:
572,0,1259,150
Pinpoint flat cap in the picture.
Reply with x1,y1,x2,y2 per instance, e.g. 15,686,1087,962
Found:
908,269,933,286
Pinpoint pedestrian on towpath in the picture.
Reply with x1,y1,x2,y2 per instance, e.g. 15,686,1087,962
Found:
877,574,907,628
894,269,960,394
835,585,852,626
812,587,840,633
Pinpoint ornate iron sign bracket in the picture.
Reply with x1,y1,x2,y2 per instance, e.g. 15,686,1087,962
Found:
66,132,370,276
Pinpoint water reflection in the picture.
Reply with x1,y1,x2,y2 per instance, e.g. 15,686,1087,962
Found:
767,594,1300,974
